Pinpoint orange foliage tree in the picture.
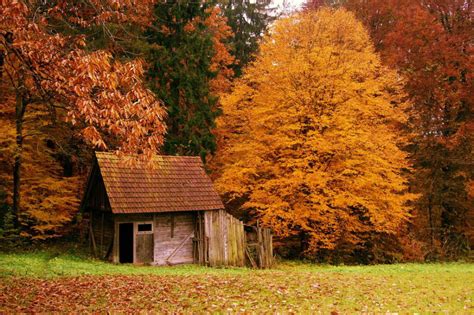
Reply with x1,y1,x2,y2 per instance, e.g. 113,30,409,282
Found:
343,0,473,257
213,9,415,260
206,6,235,95
0,0,166,236
0,115,81,239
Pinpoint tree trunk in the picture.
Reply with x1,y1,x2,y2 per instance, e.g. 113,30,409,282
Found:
427,194,434,248
12,80,26,229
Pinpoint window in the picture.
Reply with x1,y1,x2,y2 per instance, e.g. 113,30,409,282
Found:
137,223,153,234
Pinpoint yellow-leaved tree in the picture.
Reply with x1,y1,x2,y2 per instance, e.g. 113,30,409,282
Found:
213,8,415,261
0,103,80,240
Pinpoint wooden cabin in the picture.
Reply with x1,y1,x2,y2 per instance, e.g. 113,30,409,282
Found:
81,152,273,268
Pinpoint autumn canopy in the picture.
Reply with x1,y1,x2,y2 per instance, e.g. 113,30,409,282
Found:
0,0,471,262
213,9,415,258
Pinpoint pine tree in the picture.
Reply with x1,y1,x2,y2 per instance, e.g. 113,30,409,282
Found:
146,1,225,160
219,0,275,77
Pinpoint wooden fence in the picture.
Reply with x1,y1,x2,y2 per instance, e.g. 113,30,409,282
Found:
205,209,246,267
194,210,273,268
245,223,273,269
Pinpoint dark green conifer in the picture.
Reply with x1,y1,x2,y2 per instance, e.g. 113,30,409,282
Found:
219,0,275,77
146,1,219,160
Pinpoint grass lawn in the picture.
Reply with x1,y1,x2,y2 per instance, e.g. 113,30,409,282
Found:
0,250,472,313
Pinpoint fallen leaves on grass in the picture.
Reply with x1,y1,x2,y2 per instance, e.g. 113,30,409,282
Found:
0,270,472,313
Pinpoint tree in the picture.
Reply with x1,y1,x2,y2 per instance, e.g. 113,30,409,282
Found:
206,6,236,95
344,0,473,257
43,0,158,57
304,0,346,10
0,82,82,239
218,0,275,77
0,0,167,231
213,9,414,260
145,2,233,160
0,115,81,239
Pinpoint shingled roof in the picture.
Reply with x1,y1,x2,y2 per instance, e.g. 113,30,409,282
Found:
94,152,224,214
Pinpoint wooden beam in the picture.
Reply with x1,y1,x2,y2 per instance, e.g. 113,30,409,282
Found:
89,214,97,257
246,246,257,268
113,218,119,263
170,215,175,238
104,237,113,260
100,212,104,254
165,231,193,265
133,222,137,264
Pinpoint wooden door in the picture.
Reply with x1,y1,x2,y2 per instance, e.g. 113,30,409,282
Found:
135,222,154,264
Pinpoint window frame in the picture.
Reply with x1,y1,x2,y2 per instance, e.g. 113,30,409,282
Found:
136,222,154,234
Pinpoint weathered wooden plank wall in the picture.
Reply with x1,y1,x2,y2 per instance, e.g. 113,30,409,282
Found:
193,212,208,265
112,212,195,265
154,212,194,265
104,210,272,268
204,210,246,267
259,227,273,269
90,210,114,259
83,166,111,212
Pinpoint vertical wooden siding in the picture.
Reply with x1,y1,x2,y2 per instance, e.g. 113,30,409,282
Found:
193,212,208,265
136,233,154,264
90,211,114,260
108,210,273,268
82,165,111,212
204,210,246,267
244,225,273,269
258,227,273,269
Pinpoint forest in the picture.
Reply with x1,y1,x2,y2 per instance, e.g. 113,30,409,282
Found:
0,0,472,263
0,0,473,312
